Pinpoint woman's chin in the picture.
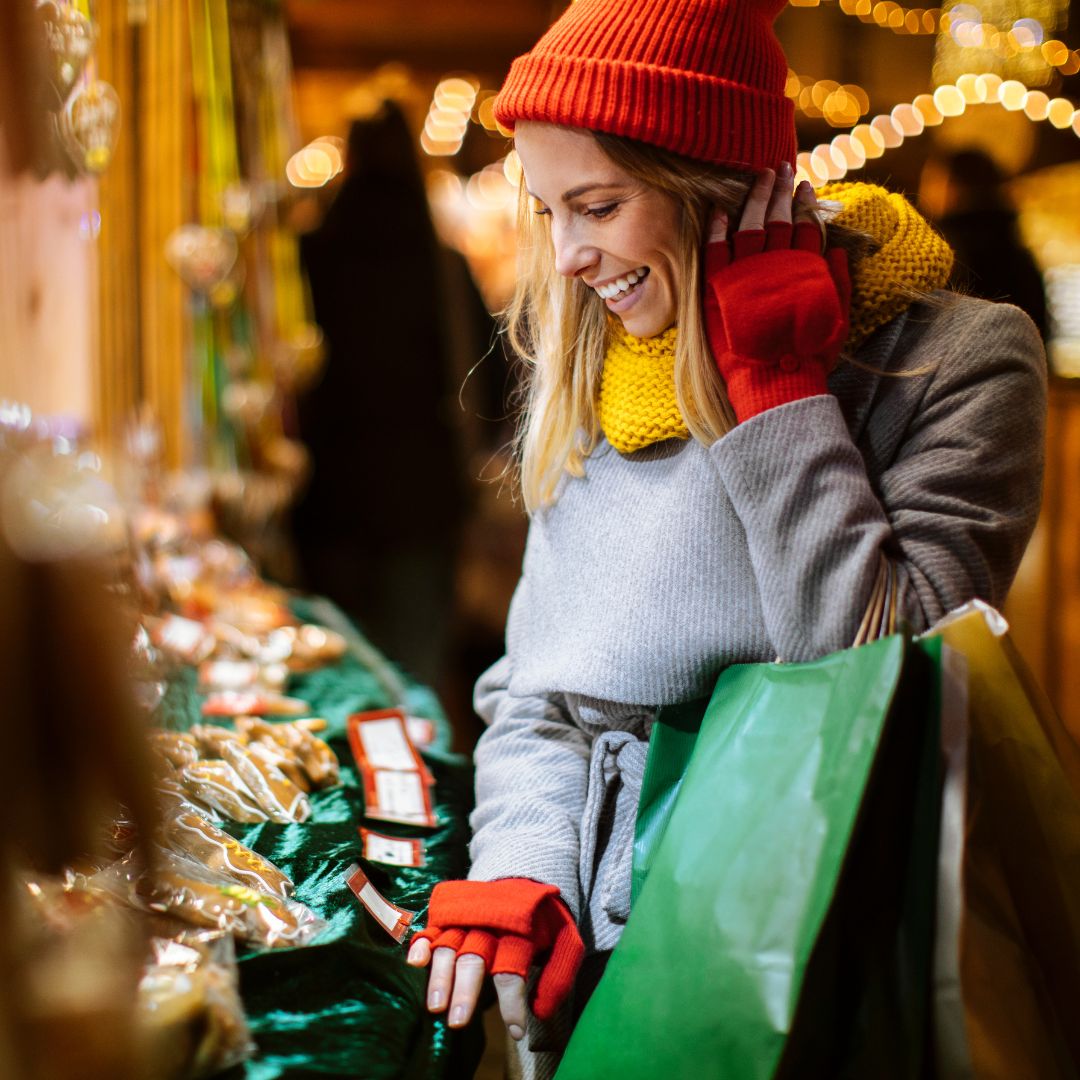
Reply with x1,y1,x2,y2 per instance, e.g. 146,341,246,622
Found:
617,311,675,339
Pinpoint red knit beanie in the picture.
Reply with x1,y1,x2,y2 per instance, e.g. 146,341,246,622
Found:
493,0,796,172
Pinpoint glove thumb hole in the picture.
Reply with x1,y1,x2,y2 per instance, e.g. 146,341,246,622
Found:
707,208,728,243
704,238,731,278
530,916,585,1021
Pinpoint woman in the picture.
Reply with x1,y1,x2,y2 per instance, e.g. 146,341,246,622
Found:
407,0,1046,1070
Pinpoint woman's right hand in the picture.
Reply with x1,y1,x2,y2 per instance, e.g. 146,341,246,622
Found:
406,878,584,1039
703,165,851,423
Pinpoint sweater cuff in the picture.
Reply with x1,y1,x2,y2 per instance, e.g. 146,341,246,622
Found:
722,357,830,424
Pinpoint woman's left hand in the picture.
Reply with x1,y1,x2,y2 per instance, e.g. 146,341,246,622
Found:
703,164,851,424
406,877,584,1038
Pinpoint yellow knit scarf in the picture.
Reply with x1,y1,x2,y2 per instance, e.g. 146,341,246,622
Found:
598,326,686,454
598,181,954,454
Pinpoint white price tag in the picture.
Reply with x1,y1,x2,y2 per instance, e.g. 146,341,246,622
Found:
360,828,424,868
344,864,415,942
357,718,417,771
372,770,429,823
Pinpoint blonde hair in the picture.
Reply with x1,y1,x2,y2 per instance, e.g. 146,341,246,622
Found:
505,132,868,511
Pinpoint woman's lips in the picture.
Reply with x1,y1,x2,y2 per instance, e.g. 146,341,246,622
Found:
604,278,643,313
604,272,648,312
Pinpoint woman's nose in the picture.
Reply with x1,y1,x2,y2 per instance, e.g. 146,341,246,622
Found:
551,223,598,279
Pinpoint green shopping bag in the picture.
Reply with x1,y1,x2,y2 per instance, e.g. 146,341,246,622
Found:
558,635,941,1080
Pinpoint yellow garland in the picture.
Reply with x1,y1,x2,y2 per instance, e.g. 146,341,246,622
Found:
598,182,953,453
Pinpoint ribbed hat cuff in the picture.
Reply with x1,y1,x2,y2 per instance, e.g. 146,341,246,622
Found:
494,54,796,171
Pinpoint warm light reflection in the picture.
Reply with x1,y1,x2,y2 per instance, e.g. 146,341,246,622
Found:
912,93,944,124
892,103,925,135
421,75,479,157
787,69,871,127
1022,89,1051,120
1047,97,1075,128
795,74,1080,190
286,136,345,188
476,95,501,133
852,123,887,156
999,79,1028,109
932,84,965,116
502,151,523,187
824,0,1080,79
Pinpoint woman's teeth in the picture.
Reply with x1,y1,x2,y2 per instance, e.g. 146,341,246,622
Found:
596,267,649,300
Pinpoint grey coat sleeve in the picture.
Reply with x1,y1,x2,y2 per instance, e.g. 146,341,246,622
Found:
710,301,1047,661
467,655,591,919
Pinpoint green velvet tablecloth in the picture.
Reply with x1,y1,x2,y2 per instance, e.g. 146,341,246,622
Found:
154,596,482,1079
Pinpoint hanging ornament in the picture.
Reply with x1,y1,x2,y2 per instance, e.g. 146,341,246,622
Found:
220,182,265,235
222,380,275,429
165,226,239,293
208,258,246,309
60,79,121,173
36,1,98,107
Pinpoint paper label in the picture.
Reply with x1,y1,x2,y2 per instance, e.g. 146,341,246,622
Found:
369,770,433,825
344,864,415,942
202,691,260,717
357,718,418,772
360,828,425,868
202,691,309,718
199,659,259,691
347,709,437,825
156,615,209,661
347,709,435,784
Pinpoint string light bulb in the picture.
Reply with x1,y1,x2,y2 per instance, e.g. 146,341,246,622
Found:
421,74,479,157
793,74,1080,190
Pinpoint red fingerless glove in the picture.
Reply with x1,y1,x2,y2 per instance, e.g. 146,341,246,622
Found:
703,219,851,423
412,878,584,1021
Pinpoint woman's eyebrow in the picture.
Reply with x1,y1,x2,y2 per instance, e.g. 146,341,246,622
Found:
525,182,625,203
560,182,623,202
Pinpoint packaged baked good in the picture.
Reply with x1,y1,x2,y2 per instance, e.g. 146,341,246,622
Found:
232,718,310,791
159,808,294,898
189,722,247,758
221,740,312,824
148,730,200,771
290,724,340,789
289,624,347,670
179,761,268,823
157,776,222,823
96,850,325,949
136,932,254,1079
235,717,341,791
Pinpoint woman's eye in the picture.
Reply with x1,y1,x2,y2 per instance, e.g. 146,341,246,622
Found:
533,207,551,217
586,203,619,219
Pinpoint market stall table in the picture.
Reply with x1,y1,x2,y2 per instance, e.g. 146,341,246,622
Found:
154,595,482,1079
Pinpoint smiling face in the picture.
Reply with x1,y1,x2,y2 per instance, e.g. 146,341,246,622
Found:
514,122,684,339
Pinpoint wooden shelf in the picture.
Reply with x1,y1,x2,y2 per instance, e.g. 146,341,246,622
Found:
1006,375,1080,739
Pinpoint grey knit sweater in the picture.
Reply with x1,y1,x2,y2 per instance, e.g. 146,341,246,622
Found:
469,295,1046,954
